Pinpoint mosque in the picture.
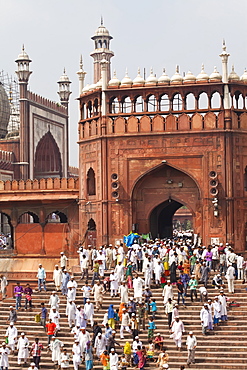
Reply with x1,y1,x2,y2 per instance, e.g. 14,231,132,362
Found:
0,20,246,274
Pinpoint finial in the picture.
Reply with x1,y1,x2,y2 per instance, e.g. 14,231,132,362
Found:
163,68,166,74
22,44,25,51
201,63,205,71
214,66,217,72
101,16,103,25
63,67,66,74
231,64,234,72
222,39,226,51
137,67,141,75
150,67,154,75
79,55,83,69
176,65,179,73
125,68,128,76
113,69,117,77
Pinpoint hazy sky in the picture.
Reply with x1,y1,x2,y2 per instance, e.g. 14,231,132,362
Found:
1,0,247,166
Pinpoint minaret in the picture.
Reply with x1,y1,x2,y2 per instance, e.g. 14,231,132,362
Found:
76,55,87,95
15,45,32,180
90,18,114,84
57,69,71,178
219,40,230,109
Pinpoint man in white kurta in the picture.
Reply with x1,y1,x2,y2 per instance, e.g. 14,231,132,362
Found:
84,300,94,327
154,261,163,285
170,317,184,350
53,265,62,291
78,328,90,358
94,333,107,359
0,275,8,300
144,264,152,288
92,281,105,310
119,281,128,303
226,264,235,293
72,339,81,370
200,304,210,335
109,348,119,370
67,276,78,301
17,333,29,365
66,301,76,328
110,271,118,297
5,322,17,352
0,342,10,369
218,291,228,321
133,275,144,303
186,331,197,365
49,337,63,366
162,281,173,305
60,252,68,269
114,262,125,283
49,292,60,312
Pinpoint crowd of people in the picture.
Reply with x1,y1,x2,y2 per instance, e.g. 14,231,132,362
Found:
0,238,246,370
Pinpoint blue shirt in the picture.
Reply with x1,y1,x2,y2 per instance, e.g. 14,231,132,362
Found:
148,321,156,329
149,302,157,312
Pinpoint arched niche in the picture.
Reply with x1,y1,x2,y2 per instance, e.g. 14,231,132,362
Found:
34,132,62,179
18,211,39,224
87,168,96,196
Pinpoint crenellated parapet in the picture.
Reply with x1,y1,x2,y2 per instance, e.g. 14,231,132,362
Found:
28,91,67,114
0,177,79,192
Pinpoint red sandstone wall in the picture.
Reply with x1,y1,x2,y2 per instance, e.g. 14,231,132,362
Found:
15,223,43,254
44,223,69,254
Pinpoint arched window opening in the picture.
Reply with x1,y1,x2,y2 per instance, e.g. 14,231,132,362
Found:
93,99,99,116
172,93,183,111
87,168,96,196
122,97,132,114
88,218,96,230
47,211,68,223
134,96,144,112
0,212,13,249
18,212,39,224
147,95,157,112
211,92,221,109
110,97,119,114
81,103,87,120
232,95,237,109
185,93,195,110
34,132,62,179
103,40,107,48
160,94,170,111
87,101,92,118
244,166,247,191
234,93,244,109
198,92,208,109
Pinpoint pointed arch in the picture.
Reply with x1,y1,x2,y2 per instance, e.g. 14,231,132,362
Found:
34,132,62,179
87,168,96,195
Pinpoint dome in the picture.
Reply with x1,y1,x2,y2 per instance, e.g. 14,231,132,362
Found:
95,78,102,88
171,66,183,84
16,45,31,62
228,65,240,82
133,68,145,85
94,25,110,37
209,66,222,82
82,84,90,93
0,83,10,136
58,68,71,83
89,83,97,91
145,68,158,85
120,69,133,87
241,69,247,83
108,70,121,87
158,69,170,84
183,71,196,83
196,64,209,82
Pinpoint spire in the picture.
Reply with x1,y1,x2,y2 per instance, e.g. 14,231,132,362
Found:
219,39,230,83
77,55,87,94
101,16,103,25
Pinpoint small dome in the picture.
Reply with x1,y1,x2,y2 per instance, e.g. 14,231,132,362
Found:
58,68,71,83
171,66,183,84
108,70,120,87
95,78,102,88
82,84,90,93
241,69,247,83
158,69,170,84
209,66,222,81
196,64,209,82
133,68,145,85
121,69,133,86
0,83,10,135
16,45,31,62
228,65,240,82
145,68,158,85
94,25,110,37
183,71,196,83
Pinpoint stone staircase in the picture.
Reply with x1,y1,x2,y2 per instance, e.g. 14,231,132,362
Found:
0,270,246,370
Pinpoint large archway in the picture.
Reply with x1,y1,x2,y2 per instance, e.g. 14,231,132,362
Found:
132,163,200,237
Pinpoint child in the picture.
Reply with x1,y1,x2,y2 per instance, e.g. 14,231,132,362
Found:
146,340,155,361
160,274,167,289
130,313,138,340
120,353,129,370
149,298,157,319
127,274,133,289
148,317,156,339
39,302,47,329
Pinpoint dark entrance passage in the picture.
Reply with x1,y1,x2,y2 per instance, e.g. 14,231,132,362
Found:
150,199,183,239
